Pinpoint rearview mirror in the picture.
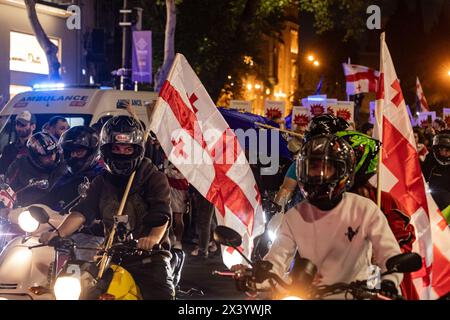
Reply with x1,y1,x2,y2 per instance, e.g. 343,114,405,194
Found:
386,252,422,274
213,226,242,248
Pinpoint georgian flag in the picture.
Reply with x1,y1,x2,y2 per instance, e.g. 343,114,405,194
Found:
150,54,265,269
342,63,380,95
374,33,450,299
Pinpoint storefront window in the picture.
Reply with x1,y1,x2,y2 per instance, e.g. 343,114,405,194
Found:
10,32,61,75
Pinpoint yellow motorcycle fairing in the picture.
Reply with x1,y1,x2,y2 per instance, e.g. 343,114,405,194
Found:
106,264,142,300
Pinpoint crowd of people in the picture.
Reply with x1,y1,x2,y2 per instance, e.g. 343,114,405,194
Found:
0,108,448,299
0,111,220,261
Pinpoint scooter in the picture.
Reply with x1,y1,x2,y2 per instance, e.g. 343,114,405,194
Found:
0,205,185,300
0,204,66,300
0,178,93,300
213,226,423,300
0,178,50,253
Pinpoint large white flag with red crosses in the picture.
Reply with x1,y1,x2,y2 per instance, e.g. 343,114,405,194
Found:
375,33,450,299
150,54,265,268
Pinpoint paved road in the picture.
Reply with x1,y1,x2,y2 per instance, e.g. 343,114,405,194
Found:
177,244,247,300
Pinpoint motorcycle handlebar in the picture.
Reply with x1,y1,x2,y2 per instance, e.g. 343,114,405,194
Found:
212,271,235,277
315,281,403,300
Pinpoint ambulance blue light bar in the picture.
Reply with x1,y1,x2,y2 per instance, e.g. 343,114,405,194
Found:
33,83,66,90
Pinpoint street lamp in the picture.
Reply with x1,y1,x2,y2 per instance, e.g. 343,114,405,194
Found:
307,55,315,62
447,70,450,76
313,60,320,67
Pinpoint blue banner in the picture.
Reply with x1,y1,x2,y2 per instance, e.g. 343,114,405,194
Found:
132,31,152,83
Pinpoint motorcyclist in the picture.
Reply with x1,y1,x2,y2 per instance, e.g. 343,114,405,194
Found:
421,131,450,221
274,114,350,209
38,126,105,260
235,134,403,298
6,132,67,206
39,116,174,300
40,126,103,211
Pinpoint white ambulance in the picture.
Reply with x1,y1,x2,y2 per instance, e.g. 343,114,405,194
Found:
0,86,158,150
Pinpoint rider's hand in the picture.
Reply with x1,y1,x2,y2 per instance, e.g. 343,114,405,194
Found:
137,236,159,250
39,231,58,245
380,279,399,298
231,264,249,276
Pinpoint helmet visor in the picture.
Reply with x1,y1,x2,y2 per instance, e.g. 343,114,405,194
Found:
297,156,347,185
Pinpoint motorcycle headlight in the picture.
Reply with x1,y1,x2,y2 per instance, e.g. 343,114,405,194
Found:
18,210,39,233
282,296,303,300
54,276,81,300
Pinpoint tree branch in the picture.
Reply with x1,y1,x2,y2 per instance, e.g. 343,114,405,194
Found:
154,0,176,92
24,0,61,80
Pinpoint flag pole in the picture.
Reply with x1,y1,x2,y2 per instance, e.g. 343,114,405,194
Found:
376,33,385,209
96,58,172,279
255,122,303,138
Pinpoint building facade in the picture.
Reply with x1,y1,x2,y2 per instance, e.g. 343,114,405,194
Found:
242,10,300,116
0,0,95,108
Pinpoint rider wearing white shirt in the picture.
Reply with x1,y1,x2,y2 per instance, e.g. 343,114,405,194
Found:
261,135,402,295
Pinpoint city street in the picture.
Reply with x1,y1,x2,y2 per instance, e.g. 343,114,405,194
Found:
178,244,247,300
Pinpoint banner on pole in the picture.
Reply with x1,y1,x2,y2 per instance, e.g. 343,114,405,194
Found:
132,31,152,83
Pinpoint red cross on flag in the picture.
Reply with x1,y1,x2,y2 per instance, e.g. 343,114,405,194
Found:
374,33,450,299
150,54,265,269
416,77,430,112
342,63,380,95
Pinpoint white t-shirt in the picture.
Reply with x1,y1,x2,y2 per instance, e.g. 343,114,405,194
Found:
264,192,403,288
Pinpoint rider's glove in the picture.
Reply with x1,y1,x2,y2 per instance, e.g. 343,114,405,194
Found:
380,279,398,298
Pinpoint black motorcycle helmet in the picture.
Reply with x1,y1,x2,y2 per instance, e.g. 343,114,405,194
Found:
432,132,450,166
27,132,61,171
59,126,100,174
296,134,356,210
100,116,145,176
303,114,350,142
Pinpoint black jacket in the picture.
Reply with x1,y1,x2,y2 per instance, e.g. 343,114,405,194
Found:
40,164,104,212
6,157,67,207
422,153,450,210
71,158,172,245
0,141,28,175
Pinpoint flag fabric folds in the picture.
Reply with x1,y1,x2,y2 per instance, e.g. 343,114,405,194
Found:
150,54,265,269
375,33,450,299
343,63,380,95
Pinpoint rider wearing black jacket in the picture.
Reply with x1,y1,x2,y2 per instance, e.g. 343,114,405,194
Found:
37,126,105,261
421,131,450,212
6,132,66,206
40,126,103,213
40,116,174,300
